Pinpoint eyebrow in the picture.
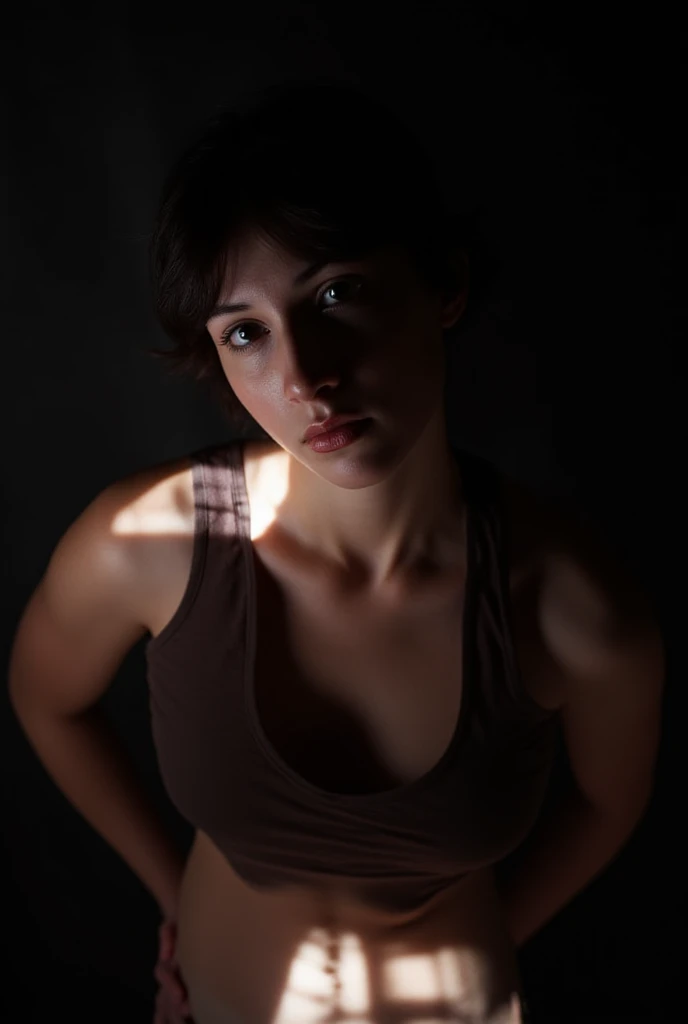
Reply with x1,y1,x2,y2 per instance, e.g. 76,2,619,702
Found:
207,258,352,322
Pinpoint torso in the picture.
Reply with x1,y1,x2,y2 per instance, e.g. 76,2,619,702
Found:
128,439,567,1022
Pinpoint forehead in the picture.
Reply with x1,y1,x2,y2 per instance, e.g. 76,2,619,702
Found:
218,228,413,298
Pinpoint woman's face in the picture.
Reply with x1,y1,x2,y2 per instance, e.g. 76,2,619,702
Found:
205,229,467,476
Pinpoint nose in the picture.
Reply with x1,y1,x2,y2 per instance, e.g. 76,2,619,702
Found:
283,353,343,405
278,317,348,405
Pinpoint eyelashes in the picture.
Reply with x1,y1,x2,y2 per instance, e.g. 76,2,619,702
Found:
218,276,365,354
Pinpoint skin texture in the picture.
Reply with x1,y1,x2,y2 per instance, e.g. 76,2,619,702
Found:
205,228,470,594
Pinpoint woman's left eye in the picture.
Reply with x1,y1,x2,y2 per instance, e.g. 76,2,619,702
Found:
320,277,364,307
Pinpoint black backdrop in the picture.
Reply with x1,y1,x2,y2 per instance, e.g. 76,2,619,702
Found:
3,4,685,1022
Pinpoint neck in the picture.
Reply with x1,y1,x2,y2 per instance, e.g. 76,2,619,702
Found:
272,409,467,597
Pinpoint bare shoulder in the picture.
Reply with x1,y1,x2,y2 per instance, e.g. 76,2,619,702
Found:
99,451,199,634
113,439,279,637
106,452,196,530
8,451,199,715
499,469,640,612
41,449,197,606
499,470,665,825
499,468,661,688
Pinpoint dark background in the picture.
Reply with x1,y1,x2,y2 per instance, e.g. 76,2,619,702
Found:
3,3,685,1021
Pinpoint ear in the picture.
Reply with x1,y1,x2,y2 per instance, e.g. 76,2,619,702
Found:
440,249,470,330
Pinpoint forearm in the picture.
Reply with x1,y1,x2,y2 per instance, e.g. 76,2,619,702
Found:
495,785,646,949
12,701,187,919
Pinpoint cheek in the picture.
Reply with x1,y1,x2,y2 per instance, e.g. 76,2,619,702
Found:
229,371,285,428
373,315,446,380
216,358,258,408
359,333,446,424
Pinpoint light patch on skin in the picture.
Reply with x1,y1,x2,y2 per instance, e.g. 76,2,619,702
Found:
110,474,193,538
245,443,292,541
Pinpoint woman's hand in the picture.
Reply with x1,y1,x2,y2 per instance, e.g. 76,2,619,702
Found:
154,918,194,1023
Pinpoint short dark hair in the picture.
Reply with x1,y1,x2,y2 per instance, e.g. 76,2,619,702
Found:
147,75,490,432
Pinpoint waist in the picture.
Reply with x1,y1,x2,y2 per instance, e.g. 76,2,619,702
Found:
176,832,524,1023
176,830,523,983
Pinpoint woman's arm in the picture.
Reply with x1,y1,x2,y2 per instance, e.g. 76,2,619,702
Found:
8,484,187,919
498,477,666,947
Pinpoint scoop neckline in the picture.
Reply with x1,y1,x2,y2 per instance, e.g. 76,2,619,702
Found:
234,439,479,804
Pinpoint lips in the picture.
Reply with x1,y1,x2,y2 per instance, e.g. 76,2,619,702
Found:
303,415,365,441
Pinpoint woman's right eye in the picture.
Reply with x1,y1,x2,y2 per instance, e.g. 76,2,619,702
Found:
219,323,265,354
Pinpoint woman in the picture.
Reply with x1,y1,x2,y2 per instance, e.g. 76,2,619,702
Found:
9,77,665,1024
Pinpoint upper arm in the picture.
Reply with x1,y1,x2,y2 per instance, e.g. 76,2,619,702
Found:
502,472,666,822
538,533,666,822
8,483,149,719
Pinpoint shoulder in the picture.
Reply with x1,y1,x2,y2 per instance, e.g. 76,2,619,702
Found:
498,470,666,822
8,450,206,714
45,450,197,587
83,451,198,632
499,469,663,686
103,439,269,635
105,452,196,537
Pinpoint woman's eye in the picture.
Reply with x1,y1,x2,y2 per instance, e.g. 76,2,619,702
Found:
219,276,365,353
320,277,363,307
220,323,266,351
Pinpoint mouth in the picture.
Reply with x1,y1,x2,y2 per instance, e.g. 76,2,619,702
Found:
303,417,373,452
303,414,367,442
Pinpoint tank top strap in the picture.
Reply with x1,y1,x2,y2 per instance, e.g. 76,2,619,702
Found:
453,445,541,719
452,445,505,572
187,439,248,542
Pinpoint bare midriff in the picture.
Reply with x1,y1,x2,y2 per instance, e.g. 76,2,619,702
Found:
176,830,525,1024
